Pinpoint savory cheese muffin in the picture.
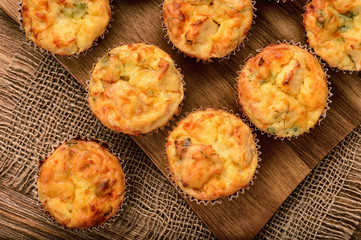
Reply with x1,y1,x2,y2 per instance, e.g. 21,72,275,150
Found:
89,43,184,135
37,139,126,229
162,0,253,61
238,44,328,138
304,0,361,71
21,0,110,55
166,109,258,201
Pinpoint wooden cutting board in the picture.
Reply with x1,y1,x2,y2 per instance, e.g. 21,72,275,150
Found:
2,0,361,239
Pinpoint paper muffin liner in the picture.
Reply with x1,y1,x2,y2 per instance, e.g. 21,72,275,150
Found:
160,0,257,63
235,40,332,140
164,106,262,206
35,135,129,232
302,3,359,74
86,43,186,136
18,0,114,58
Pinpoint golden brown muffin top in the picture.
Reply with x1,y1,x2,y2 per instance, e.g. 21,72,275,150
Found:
238,44,328,137
37,139,125,229
163,0,253,60
21,0,110,55
304,0,361,70
89,43,184,135
167,109,258,200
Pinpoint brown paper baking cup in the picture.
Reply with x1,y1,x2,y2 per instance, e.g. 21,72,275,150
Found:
164,107,262,205
160,0,257,63
86,43,185,136
235,40,332,140
35,135,129,232
18,0,113,58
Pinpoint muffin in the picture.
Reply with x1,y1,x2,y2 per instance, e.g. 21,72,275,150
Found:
304,0,361,71
237,43,328,138
37,139,126,229
162,0,253,61
21,0,111,55
89,43,184,135
166,109,258,201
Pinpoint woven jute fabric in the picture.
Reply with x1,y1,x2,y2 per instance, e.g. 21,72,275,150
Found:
256,127,361,239
1,42,361,239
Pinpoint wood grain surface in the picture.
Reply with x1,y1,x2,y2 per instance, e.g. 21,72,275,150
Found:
1,1,361,239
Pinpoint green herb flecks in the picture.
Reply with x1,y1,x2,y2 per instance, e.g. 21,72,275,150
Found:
200,150,210,161
337,12,355,33
101,53,111,67
78,2,87,10
62,1,88,18
316,9,325,29
247,73,256,82
102,53,109,63
316,19,325,28
348,11,355,19
63,196,71,201
274,103,289,120
266,127,276,135
273,111,282,119
338,25,349,32
185,34,193,45
259,79,268,86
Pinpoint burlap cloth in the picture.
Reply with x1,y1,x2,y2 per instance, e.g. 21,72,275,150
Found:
1,43,361,239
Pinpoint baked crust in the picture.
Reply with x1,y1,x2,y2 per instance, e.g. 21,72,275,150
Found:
163,0,253,60
88,43,184,135
21,0,110,55
166,109,258,200
37,139,125,229
238,44,328,137
304,0,361,70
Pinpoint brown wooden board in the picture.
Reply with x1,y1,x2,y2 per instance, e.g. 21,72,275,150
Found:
1,0,361,239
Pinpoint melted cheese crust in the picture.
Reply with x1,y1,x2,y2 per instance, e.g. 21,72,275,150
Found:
238,44,328,137
166,109,258,200
163,0,253,60
304,0,361,70
37,140,125,228
22,0,110,55
89,43,184,135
